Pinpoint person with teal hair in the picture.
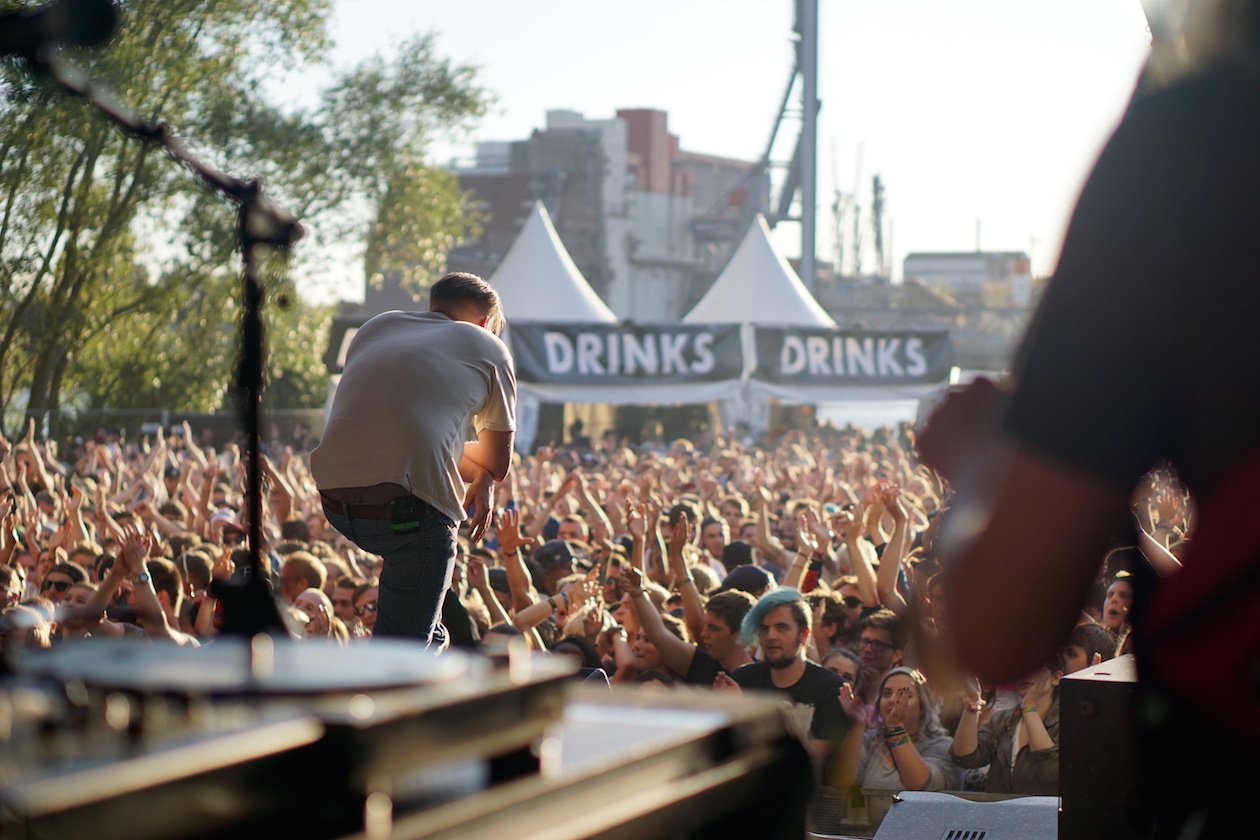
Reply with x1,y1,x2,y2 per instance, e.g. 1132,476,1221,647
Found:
715,587,849,760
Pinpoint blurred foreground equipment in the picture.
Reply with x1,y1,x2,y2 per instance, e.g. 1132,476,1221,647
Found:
0,639,811,839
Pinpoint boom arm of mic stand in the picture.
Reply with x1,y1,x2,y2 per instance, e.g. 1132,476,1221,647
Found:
43,50,302,637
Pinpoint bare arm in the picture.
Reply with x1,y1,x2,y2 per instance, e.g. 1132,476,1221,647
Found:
466,555,513,627
495,508,538,612
829,684,869,789
623,566,697,678
833,508,880,607
752,489,787,567
664,515,705,644
1136,519,1183,576
460,429,514,482
875,485,910,614
118,524,195,646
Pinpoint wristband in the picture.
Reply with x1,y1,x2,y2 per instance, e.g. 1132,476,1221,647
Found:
134,571,151,585
560,591,570,608
965,700,986,713
1022,706,1038,715
681,574,695,585
887,734,912,749
547,596,558,612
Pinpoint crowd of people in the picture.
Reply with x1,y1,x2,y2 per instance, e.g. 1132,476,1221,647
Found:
0,410,1190,831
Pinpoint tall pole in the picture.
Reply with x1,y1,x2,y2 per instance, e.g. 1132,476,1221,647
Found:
799,0,819,292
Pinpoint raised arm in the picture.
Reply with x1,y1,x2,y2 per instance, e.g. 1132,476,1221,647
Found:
828,683,869,789
875,483,910,614
752,487,787,568
664,514,705,643
623,565,697,678
573,472,614,542
832,508,880,608
495,507,538,612
466,554,512,628
117,524,184,644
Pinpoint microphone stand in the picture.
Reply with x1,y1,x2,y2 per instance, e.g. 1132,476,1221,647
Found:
40,50,299,637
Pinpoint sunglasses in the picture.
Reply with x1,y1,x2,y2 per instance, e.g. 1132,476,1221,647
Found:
41,579,72,593
223,534,244,546
843,596,863,609
355,601,378,617
859,637,895,651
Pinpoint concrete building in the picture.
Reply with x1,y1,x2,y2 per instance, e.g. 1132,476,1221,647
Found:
447,108,767,323
902,251,1033,308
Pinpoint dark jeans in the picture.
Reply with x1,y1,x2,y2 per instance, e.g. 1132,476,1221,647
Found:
324,497,455,648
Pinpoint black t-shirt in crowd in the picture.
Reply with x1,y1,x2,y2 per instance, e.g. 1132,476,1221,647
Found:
732,660,849,742
684,648,725,686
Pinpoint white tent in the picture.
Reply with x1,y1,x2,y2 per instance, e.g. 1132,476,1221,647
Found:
490,200,618,324
489,201,629,450
683,214,835,328
681,214,836,432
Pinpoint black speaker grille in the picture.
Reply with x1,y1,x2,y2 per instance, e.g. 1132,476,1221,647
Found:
943,831,987,840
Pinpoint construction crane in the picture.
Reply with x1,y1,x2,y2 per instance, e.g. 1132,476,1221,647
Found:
871,174,886,278
851,143,863,277
690,0,819,289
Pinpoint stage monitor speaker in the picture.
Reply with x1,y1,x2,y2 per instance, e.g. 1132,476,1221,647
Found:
871,791,1057,840
1059,653,1148,840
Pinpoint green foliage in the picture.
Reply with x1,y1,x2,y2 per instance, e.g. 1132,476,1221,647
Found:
0,1,489,437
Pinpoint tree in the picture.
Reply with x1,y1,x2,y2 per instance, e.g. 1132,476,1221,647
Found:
0,1,489,436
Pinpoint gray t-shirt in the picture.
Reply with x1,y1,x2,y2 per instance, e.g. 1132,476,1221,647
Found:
312,310,516,523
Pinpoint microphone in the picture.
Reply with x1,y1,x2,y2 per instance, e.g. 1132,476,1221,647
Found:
0,0,118,60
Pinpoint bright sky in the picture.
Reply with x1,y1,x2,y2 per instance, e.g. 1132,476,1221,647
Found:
307,0,1152,301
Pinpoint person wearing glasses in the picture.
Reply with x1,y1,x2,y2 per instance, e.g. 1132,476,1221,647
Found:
38,561,87,606
854,610,904,705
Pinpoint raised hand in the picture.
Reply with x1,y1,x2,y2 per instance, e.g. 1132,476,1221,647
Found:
795,512,820,556
839,683,869,725
466,554,490,591
883,686,910,729
621,563,645,597
879,480,906,521
804,507,833,544
1154,487,1183,525
668,512,691,556
625,500,647,539
829,508,858,542
119,522,153,575
495,507,535,556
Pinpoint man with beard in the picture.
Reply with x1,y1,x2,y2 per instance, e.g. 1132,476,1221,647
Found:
716,588,849,759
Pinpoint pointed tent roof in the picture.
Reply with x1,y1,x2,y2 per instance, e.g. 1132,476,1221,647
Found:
683,214,835,327
489,201,618,323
